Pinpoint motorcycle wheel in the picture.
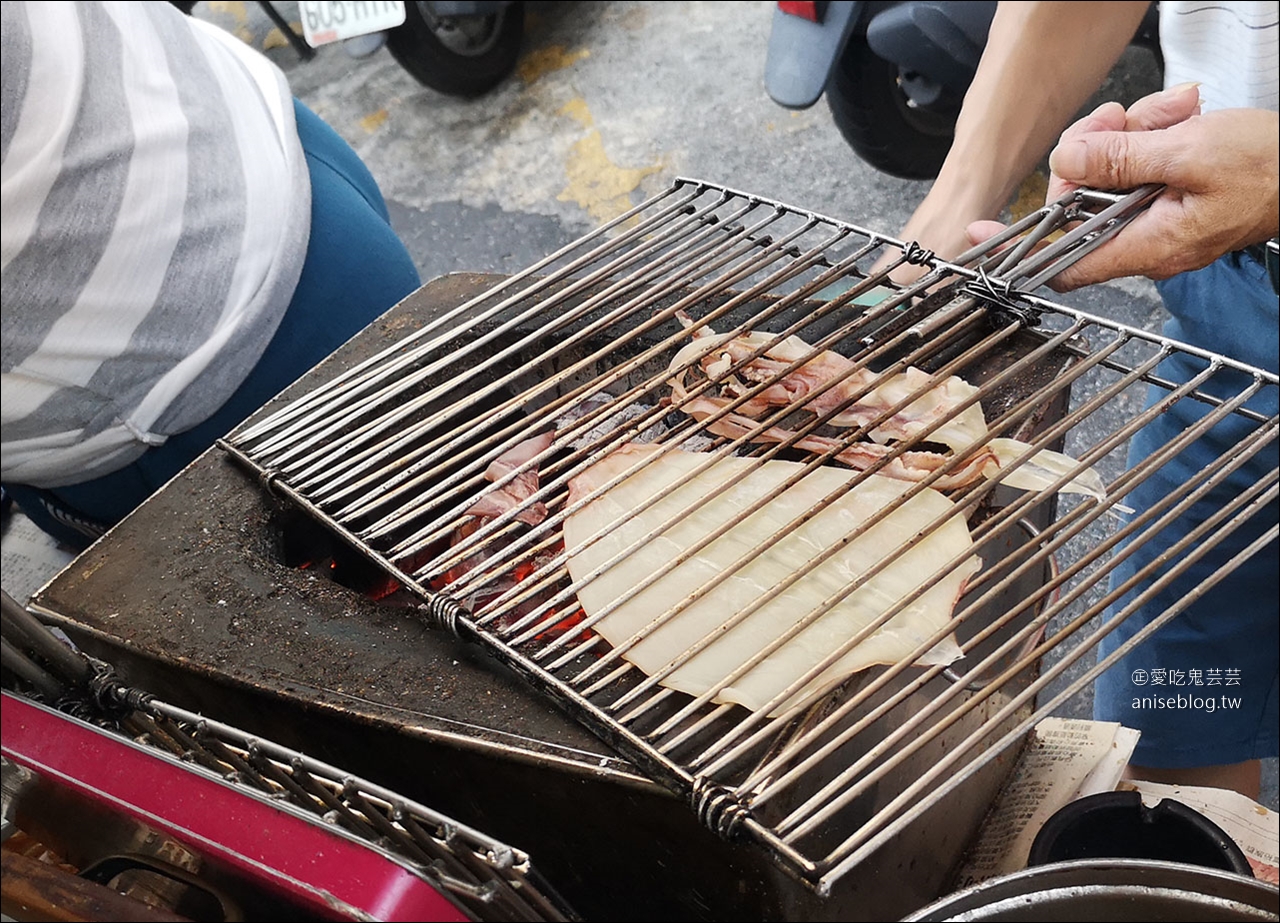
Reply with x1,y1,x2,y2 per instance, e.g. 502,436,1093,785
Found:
386,2,524,97
826,36,959,181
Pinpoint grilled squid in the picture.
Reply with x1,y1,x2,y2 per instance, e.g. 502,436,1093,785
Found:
564,443,981,715
667,315,1107,503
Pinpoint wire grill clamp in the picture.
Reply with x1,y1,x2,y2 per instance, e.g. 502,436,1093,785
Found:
691,777,750,840
966,268,1041,329
419,594,466,637
902,240,935,265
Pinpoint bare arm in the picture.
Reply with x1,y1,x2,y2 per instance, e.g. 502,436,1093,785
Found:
886,1,1150,272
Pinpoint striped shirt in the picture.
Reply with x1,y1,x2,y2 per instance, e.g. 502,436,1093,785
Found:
1161,1,1279,111
1,1,310,487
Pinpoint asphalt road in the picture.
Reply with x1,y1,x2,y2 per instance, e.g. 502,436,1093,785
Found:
204,2,1169,291
194,1,1276,809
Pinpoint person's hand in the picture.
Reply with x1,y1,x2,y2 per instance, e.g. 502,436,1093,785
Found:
1042,82,1204,205
876,86,1201,288
966,85,1279,291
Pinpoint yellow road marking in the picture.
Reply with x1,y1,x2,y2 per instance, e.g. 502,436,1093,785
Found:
518,45,590,84
556,98,662,223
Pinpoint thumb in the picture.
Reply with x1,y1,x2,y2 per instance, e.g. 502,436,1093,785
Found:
965,219,1008,247
1048,130,1184,191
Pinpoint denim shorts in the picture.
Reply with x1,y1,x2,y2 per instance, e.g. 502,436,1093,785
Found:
1093,251,1279,768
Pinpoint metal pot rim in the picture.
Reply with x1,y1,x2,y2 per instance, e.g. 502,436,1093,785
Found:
903,858,1279,922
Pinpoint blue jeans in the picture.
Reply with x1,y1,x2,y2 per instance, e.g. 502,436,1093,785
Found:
1093,251,1279,768
7,100,421,549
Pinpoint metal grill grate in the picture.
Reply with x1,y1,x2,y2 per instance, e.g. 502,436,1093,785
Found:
104,691,575,921
222,178,1278,894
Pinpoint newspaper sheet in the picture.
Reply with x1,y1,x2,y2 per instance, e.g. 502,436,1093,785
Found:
0,510,76,605
952,717,1139,887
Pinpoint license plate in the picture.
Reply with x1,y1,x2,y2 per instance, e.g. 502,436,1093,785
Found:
299,1,406,48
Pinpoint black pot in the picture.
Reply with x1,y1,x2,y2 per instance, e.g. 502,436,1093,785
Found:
1027,791,1253,877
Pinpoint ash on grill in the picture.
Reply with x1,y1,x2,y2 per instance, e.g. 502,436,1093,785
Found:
222,179,1278,896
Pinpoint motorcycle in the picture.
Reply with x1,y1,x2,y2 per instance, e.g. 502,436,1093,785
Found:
384,1,524,97
286,1,525,97
765,1,1161,180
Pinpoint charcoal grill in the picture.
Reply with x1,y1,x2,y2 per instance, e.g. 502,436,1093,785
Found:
19,178,1277,919
210,178,1278,895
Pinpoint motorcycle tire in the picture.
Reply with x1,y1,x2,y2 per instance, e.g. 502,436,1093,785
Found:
386,2,524,98
826,36,959,181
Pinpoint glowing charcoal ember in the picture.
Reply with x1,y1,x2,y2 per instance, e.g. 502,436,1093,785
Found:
564,443,981,716
430,521,585,639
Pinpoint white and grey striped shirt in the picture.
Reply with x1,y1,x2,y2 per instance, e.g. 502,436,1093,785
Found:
1161,1,1279,111
1,1,310,487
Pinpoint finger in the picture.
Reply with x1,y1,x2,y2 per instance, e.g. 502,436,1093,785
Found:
1058,101,1129,146
1047,88,1201,198
1048,128,1191,192
885,261,930,287
965,220,1008,247
1123,82,1201,131
1046,102,1129,201
1047,242,1167,292
966,218,1077,281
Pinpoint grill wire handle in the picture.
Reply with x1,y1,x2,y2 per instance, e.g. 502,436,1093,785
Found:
905,185,1163,339
960,184,1162,291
